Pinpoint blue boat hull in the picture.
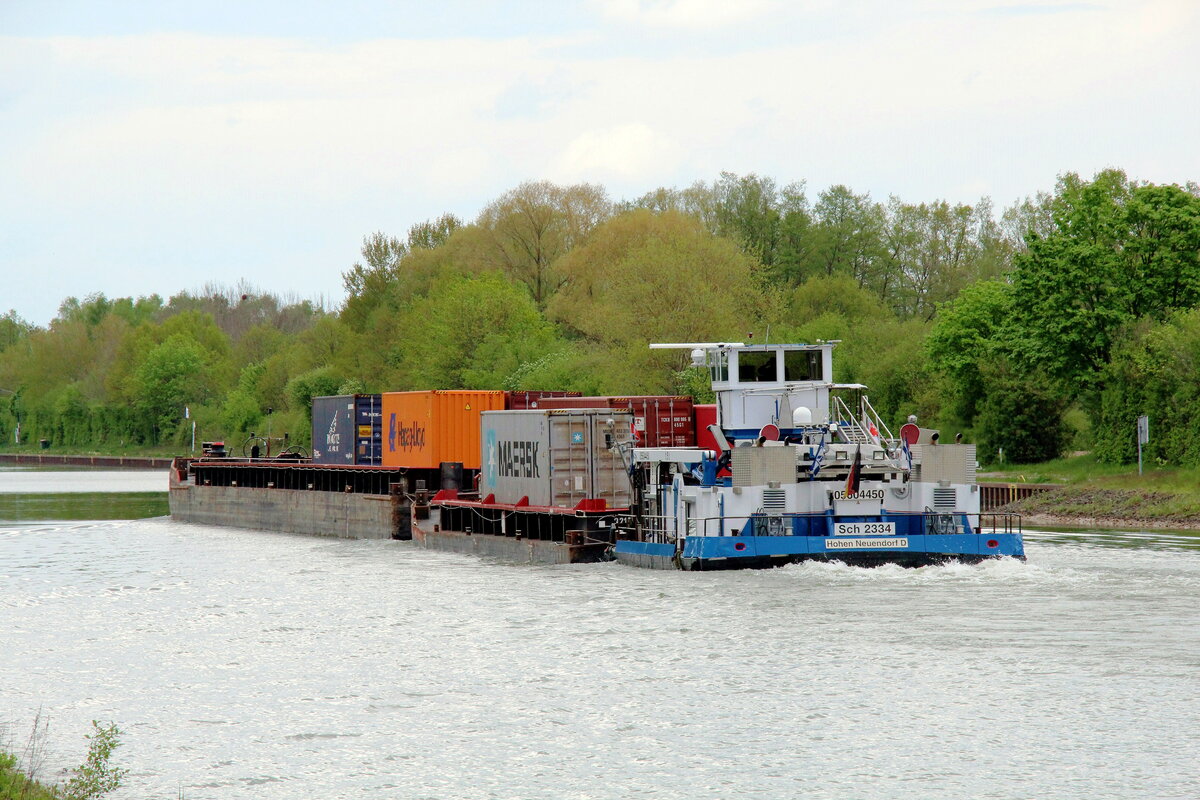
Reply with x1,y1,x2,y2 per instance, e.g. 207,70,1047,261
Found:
614,532,1025,571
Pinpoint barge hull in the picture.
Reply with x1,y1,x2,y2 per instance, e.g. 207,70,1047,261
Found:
169,484,397,539
613,533,1026,571
169,477,608,564
411,521,609,565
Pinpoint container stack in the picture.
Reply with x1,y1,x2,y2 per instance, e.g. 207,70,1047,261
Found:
311,395,383,466
504,390,582,409
534,396,695,447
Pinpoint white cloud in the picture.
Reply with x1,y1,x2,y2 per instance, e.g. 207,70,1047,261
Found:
593,0,777,29
0,0,1197,324
552,123,681,183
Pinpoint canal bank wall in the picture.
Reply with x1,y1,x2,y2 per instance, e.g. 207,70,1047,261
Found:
0,453,172,469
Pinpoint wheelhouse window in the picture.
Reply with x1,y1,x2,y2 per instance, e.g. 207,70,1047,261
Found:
710,350,729,382
738,351,778,382
784,349,823,382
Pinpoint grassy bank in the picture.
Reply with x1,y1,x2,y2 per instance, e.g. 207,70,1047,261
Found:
0,751,58,799
1,720,125,800
985,454,1200,528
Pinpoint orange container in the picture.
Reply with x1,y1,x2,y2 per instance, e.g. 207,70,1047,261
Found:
380,390,506,470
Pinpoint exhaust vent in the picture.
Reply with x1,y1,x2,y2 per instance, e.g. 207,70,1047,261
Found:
933,487,956,510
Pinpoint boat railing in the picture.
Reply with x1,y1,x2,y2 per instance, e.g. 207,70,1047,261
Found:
830,395,869,443
830,395,895,448
860,395,894,444
617,510,1023,545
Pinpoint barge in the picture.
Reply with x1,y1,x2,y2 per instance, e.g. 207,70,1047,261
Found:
169,341,1024,569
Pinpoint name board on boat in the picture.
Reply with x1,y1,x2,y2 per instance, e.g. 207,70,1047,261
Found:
824,537,908,550
833,521,895,536
828,487,884,514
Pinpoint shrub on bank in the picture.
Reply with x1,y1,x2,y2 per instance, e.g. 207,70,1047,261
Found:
0,720,125,800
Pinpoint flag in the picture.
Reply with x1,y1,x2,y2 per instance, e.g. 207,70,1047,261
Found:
809,433,827,478
845,444,862,494
902,439,912,471
861,413,880,445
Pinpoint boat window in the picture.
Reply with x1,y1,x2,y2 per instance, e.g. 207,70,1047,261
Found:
738,351,777,382
784,349,823,381
710,350,729,382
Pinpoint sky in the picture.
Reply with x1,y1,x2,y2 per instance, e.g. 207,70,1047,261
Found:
1,0,1197,326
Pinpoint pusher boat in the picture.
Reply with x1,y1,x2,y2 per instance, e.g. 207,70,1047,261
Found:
610,341,1024,570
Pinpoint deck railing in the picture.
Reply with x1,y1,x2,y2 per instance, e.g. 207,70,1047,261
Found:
618,510,1023,545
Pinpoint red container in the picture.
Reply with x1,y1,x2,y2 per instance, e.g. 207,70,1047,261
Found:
694,404,720,452
504,390,583,410
537,396,695,448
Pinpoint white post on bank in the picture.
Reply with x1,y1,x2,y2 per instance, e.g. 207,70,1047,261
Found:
1137,415,1149,476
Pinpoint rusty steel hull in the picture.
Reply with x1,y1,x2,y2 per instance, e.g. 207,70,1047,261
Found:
411,516,610,565
168,459,610,565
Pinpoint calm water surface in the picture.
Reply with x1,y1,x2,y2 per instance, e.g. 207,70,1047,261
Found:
1,471,1198,799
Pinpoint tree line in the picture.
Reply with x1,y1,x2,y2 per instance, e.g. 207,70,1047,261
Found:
1,170,1197,465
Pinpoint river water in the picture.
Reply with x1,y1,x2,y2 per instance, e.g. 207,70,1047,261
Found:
1,471,1198,799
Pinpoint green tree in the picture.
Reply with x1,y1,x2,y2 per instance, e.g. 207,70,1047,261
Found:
925,280,1018,424
1009,170,1136,398
976,366,1069,465
710,172,782,266
476,181,611,308
1094,310,1200,465
219,362,269,435
0,310,33,352
405,212,463,251
341,231,408,332
1009,171,1200,407
548,209,770,392
809,185,883,283
341,216,471,334
132,335,206,441
550,210,767,343
285,366,345,424
389,272,565,389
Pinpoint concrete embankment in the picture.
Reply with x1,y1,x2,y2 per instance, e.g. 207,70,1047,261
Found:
1007,484,1200,531
0,453,172,469
978,481,1061,511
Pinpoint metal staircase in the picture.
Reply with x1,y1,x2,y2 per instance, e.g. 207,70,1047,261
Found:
831,396,876,444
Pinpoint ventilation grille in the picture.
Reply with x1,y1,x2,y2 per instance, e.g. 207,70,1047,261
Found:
731,446,797,487
762,489,786,513
911,444,976,484
933,487,957,509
